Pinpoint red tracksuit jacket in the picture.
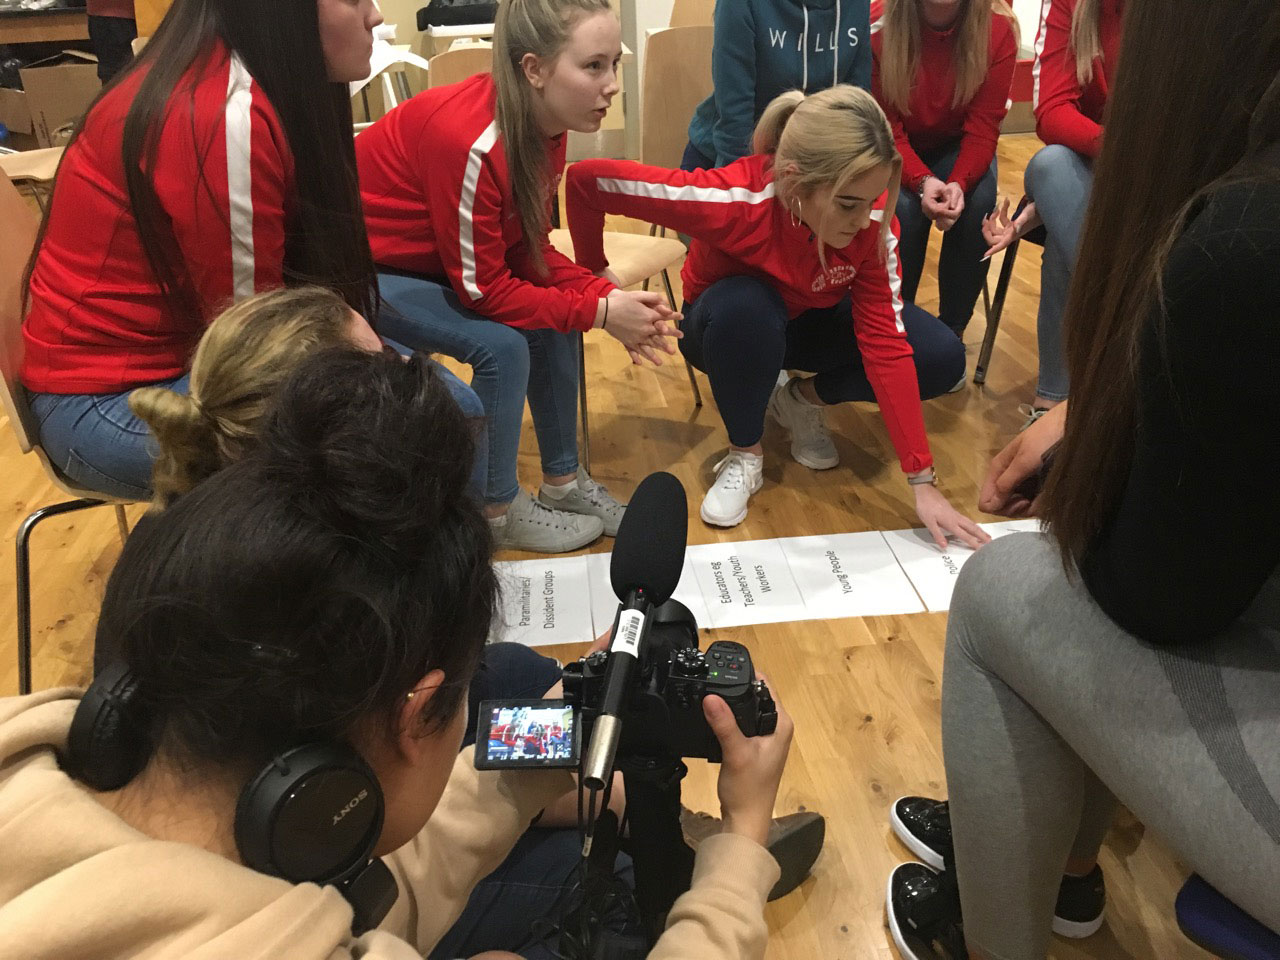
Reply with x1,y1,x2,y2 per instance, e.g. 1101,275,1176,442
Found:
1032,0,1124,158
566,154,933,474
22,41,293,394
357,73,614,333
869,1,1017,194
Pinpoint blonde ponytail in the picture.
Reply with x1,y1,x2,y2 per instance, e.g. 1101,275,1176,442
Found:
753,85,902,260
129,287,354,508
1069,0,1102,86
493,0,613,274
752,90,805,155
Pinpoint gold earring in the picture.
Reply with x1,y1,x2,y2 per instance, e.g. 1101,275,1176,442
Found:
406,691,416,701
790,198,803,228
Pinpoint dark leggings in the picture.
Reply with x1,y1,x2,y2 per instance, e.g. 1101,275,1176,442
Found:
679,275,965,448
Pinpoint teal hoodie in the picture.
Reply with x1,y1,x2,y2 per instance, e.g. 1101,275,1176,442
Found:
686,0,872,168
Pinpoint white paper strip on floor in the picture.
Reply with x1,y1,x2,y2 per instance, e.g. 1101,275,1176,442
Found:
778,531,925,618
494,555,594,647
494,519,1044,647
585,553,713,638
881,519,1043,612
684,538,809,629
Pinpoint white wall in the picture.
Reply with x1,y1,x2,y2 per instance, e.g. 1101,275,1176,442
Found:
1011,0,1043,55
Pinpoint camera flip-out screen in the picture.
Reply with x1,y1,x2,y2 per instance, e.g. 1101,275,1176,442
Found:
474,699,581,770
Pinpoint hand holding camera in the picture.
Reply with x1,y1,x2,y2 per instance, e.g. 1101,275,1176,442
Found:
704,675,794,847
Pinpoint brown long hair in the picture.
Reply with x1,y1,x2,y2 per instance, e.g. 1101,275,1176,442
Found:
492,0,613,273
1040,0,1280,564
24,0,378,322
879,0,1019,114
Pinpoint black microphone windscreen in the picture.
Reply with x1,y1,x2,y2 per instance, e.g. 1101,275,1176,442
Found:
610,471,687,605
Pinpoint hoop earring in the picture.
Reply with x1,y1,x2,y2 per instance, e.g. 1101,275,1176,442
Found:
789,197,803,228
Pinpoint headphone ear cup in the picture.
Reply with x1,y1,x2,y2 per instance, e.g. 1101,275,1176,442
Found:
63,661,152,791
234,742,384,887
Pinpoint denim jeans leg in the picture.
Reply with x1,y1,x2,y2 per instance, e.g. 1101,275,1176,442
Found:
894,187,933,305
26,374,189,500
377,272,531,506
523,328,581,479
1024,145,1094,401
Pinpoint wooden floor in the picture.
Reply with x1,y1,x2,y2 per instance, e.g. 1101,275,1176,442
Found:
0,134,1209,959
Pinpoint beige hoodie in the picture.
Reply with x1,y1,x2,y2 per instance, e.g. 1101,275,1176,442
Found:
0,690,780,960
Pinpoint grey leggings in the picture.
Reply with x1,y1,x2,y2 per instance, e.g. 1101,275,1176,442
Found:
943,533,1280,960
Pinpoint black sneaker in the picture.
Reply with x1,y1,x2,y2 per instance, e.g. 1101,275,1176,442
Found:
886,862,968,960
890,796,1106,939
891,796,951,870
1054,865,1106,938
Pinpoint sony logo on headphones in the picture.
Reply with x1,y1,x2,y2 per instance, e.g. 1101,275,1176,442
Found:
333,789,369,826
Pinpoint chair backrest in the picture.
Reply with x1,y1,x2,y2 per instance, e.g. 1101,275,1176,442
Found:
427,46,494,89
669,0,715,28
0,173,40,454
640,26,713,169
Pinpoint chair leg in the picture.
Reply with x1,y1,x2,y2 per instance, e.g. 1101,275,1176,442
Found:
974,239,1021,386
16,498,109,696
114,504,130,545
578,331,591,474
661,268,703,408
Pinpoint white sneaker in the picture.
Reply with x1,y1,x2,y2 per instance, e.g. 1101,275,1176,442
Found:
492,489,604,553
700,450,764,527
767,377,839,470
537,467,626,536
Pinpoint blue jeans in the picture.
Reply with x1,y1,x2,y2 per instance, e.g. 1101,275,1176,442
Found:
26,359,484,502
1024,144,1093,402
680,275,965,448
680,140,715,172
439,642,636,960
377,271,581,506
895,140,998,337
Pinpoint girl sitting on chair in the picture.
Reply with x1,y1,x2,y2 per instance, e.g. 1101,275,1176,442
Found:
357,0,682,554
567,85,986,547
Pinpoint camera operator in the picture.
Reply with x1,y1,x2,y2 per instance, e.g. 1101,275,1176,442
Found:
0,348,793,959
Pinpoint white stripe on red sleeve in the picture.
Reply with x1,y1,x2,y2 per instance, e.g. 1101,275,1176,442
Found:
1031,0,1054,110
594,177,776,206
870,209,906,333
459,120,500,301
225,53,256,302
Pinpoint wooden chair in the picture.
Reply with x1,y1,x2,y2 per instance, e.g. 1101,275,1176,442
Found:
669,0,716,28
0,147,64,213
0,175,132,696
548,25,713,470
427,44,494,88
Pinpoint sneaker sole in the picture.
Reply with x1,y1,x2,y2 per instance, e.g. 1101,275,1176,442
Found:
498,522,604,553
767,393,839,471
535,494,622,538
766,814,826,901
889,800,946,872
790,442,839,471
885,862,936,960
1053,911,1105,939
699,475,764,528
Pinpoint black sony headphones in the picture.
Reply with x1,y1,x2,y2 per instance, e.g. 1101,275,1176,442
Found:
62,663,399,935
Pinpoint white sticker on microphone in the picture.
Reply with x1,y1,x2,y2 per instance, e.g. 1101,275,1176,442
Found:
611,609,645,657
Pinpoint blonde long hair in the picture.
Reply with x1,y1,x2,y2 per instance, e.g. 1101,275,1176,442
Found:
492,0,613,272
879,0,1020,115
129,287,354,507
753,86,902,261
1069,0,1102,85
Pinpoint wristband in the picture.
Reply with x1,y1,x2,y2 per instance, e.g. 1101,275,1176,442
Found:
907,469,938,486
918,176,935,200
602,297,609,330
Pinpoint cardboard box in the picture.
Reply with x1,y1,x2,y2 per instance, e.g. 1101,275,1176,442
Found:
5,51,101,148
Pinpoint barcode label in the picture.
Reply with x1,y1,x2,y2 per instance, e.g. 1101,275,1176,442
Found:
611,609,644,656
